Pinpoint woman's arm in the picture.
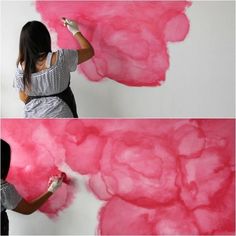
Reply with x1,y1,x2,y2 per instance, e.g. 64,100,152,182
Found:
19,91,28,103
74,32,94,64
63,18,94,64
13,191,52,215
13,176,62,215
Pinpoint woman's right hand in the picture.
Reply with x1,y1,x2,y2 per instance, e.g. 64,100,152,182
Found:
47,176,63,193
14,176,63,215
62,17,80,35
61,17,95,64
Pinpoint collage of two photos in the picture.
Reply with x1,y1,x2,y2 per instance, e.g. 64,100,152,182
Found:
1,0,235,235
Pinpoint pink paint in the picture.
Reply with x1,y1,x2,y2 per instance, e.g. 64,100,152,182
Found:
35,1,191,86
60,172,70,184
1,119,235,234
99,197,199,234
1,120,76,217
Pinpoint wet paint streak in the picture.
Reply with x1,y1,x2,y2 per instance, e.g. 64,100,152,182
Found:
1,119,235,234
35,1,191,86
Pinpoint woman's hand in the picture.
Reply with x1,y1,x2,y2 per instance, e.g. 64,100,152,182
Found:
62,17,80,35
61,17,94,64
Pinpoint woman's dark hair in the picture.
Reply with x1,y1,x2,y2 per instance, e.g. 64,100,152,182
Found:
17,21,52,90
1,139,11,180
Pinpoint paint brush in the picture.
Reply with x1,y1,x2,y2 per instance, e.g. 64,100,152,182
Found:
61,17,68,26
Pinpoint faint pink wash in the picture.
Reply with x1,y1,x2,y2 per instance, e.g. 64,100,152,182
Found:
1,119,235,235
35,1,191,86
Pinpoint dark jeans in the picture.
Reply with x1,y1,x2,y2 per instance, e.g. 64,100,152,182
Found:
1,211,9,235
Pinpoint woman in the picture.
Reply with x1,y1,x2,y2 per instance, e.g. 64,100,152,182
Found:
14,18,94,118
1,139,63,235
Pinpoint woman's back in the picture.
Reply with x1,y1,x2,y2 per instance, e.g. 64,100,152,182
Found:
14,49,78,118
15,19,94,118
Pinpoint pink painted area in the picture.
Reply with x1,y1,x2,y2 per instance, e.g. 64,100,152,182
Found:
35,1,191,86
1,120,76,217
1,119,235,234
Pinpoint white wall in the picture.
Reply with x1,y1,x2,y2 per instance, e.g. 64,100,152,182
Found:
1,0,235,118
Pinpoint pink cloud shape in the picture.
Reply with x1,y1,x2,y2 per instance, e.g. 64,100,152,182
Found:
35,1,191,86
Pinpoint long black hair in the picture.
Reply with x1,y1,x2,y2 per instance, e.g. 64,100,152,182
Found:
1,139,11,180
17,21,52,90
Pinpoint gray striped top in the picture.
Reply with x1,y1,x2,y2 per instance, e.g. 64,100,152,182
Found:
14,49,78,118
1,180,22,211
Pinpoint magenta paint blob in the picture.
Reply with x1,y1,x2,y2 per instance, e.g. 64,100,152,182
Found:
35,1,191,86
1,119,235,234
